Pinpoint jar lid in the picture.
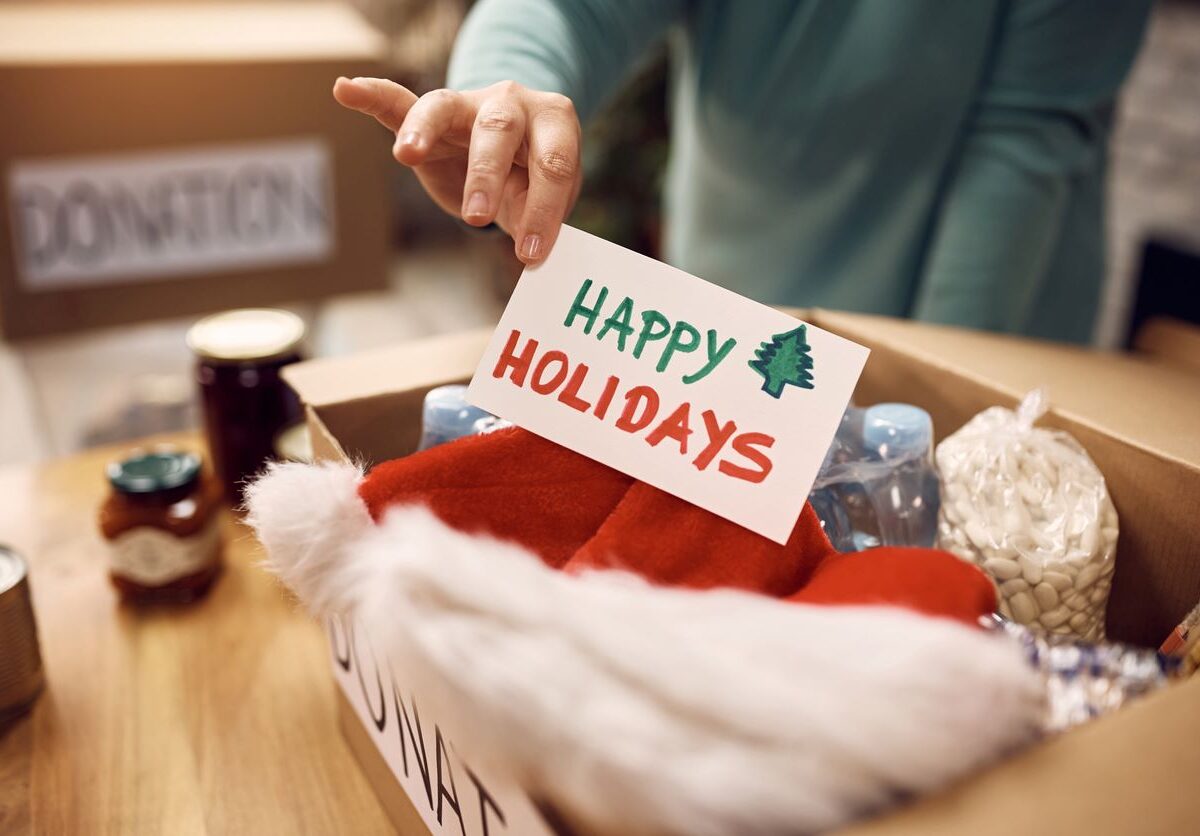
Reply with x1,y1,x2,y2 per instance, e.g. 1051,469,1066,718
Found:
186,309,305,363
107,450,201,494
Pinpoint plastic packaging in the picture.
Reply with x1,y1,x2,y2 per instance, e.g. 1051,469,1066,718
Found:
985,615,1177,733
937,390,1117,641
418,385,511,451
811,403,941,552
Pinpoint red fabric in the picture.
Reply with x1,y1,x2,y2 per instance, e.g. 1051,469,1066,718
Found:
788,548,999,625
360,428,632,568
565,482,835,598
359,427,996,625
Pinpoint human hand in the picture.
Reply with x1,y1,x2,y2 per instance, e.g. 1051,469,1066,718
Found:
333,76,582,265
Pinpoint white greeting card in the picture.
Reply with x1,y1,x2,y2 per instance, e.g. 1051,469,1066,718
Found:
468,226,868,544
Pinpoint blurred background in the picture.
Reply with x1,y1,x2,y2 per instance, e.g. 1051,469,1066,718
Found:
0,0,1196,468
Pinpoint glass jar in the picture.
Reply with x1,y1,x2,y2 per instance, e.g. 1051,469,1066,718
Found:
187,309,305,502
98,449,222,603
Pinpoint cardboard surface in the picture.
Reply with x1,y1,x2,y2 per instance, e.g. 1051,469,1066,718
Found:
285,327,495,410
329,616,560,836
0,2,391,339
285,327,494,464
0,2,387,64
843,673,1200,836
285,313,1200,836
815,310,1200,466
336,689,452,836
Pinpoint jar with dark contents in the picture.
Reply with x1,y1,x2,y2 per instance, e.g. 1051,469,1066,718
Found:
187,309,305,502
98,449,222,603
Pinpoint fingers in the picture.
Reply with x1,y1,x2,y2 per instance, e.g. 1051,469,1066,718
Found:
515,96,581,264
393,88,473,166
338,76,582,263
460,97,527,226
332,77,417,133
494,167,530,236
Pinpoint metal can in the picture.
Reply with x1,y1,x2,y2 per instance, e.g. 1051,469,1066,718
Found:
0,546,44,721
187,309,305,502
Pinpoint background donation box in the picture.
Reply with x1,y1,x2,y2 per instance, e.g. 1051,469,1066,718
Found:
0,2,392,339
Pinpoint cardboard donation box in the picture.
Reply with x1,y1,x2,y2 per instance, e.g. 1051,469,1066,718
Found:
283,311,1200,836
0,2,390,339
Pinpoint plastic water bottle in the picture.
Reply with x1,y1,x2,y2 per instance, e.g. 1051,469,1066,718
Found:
810,403,940,551
417,385,510,451
861,403,941,547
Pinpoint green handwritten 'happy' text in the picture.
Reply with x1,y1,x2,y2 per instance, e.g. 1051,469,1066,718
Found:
564,278,736,384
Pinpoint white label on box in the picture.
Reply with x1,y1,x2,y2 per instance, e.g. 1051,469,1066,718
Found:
8,138,334,289
468,225,869,544
329,617,554,836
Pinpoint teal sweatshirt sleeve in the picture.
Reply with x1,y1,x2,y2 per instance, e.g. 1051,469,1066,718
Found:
446,0,685,122
911,0,1151,333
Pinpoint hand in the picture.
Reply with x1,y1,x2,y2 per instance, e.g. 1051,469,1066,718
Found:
333,76,582,265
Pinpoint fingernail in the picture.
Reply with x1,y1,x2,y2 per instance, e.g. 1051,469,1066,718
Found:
464,191,489,219
519,234,542,261
398,132,422,150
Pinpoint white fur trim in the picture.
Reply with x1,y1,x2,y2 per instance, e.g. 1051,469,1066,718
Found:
249,467,1044,835
243,460,370,613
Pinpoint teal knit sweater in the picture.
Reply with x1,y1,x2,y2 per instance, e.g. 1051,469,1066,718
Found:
449,0,1150,342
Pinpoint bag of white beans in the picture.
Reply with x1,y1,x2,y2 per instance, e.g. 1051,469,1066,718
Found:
936,390,1117,641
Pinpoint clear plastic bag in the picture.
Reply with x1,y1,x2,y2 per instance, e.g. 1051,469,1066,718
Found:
936,390,1118,641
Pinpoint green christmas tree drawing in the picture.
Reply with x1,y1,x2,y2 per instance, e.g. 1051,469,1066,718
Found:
748,325,815,398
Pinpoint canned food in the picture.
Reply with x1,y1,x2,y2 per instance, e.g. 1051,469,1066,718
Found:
0,546,44,721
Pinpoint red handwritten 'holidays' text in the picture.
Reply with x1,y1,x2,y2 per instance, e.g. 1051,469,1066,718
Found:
492,329,774,484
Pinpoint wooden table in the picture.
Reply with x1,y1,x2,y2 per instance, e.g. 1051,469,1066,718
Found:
0,434,396,835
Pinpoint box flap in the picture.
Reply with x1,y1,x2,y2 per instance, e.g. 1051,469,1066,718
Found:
812,310,1200,471
0,2,386,65
283,327,495,409
285,327,496,465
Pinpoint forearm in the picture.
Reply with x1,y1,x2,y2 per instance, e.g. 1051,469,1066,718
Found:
913,0,1151,332
912,122,1074,330
447,0,683,121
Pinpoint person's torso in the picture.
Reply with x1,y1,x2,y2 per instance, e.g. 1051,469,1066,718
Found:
665,0,1003,312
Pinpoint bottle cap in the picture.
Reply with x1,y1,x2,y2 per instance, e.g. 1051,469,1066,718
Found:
107,449,202,494
0,546,44,720
187,309,305,363
422,385,493,434
863,403,933,458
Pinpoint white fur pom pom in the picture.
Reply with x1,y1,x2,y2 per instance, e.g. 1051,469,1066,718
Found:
243,460,370,614
298,506,1044,836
